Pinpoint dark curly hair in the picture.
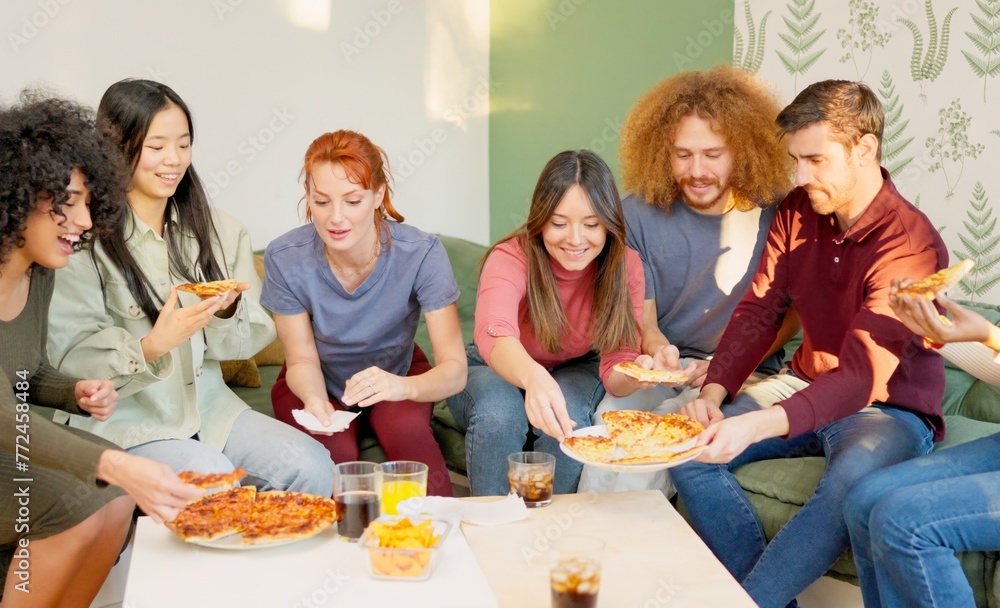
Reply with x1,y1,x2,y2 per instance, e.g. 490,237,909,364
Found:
620,66,792,211
0,91,127,267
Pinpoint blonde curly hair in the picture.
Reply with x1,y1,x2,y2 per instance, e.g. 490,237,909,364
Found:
620,66,792,211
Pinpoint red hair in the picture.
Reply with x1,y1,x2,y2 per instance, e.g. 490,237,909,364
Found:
301,130,404,224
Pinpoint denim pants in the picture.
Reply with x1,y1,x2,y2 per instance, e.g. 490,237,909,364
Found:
670,373,934,608
446,344,605,496
845,432,1000,608
128,409,335,497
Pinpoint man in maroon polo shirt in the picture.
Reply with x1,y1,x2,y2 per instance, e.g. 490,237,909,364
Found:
670,80,948,608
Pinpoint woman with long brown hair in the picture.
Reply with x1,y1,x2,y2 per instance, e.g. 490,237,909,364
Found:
447,150,647,496
263,130,466,496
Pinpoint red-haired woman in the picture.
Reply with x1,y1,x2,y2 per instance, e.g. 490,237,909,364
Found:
263,130,466,496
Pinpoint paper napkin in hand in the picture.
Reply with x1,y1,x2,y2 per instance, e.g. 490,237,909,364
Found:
291,408,359,434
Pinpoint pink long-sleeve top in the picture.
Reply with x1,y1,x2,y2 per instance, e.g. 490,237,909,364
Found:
474,238,644,391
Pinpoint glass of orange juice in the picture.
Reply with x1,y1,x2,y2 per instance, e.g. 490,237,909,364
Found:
376,461,428,515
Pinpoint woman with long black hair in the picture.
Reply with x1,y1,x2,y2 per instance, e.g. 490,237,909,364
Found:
47,80,333,495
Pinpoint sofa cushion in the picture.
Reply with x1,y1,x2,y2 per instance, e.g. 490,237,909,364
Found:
220,358,262,388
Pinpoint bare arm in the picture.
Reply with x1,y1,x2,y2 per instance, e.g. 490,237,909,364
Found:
407,303,467,401
489,336,575,440
273,312,334,428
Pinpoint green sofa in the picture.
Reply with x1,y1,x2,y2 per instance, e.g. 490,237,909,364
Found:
241,235,1000,602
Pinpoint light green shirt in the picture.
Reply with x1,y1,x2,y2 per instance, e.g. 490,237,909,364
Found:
47,207,276,450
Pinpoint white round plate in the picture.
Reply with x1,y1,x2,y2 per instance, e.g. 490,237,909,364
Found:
559,425,702,473
184,526,332,550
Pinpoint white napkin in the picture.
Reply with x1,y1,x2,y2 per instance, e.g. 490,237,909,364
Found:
291,408,359,433
397,493,530,527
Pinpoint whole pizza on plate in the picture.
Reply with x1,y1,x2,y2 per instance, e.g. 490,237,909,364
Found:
562,410,705,467
166,487,338,546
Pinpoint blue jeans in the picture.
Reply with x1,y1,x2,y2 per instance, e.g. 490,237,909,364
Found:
128,409,335,497
845,433,1000,608
670,373,934,608
446,344,604,496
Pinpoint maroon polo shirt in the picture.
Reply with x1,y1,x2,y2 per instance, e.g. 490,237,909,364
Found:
707,169,948,440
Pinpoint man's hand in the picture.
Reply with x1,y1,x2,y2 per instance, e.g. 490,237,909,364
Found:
680,382,728,426
695,406,790,464
74,379,118,421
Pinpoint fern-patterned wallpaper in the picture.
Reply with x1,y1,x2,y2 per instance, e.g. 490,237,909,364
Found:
734,0,1000,303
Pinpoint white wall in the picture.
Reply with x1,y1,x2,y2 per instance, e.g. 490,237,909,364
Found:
1,0,490,247
734,0,1000,305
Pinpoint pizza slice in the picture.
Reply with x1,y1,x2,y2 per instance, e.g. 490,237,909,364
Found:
166,486,256,542
175,279,239,297
177,467,246,490
895,259,974,300
644,413,705,450
242,491,338,545
614,445,706,465
613,361,689,384
601,410,662,447
562,435,619,464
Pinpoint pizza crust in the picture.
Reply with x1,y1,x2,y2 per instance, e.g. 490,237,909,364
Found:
896,259,974,299
613,361,689,384
175,279,238,297
178,467,246,490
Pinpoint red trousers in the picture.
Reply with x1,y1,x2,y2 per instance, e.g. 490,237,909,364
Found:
271,344,453,496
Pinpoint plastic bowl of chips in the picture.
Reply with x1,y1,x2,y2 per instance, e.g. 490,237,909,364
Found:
360,516,451,581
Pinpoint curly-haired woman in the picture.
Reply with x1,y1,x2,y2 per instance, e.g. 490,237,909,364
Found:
0,93,202,607
46,80,333,496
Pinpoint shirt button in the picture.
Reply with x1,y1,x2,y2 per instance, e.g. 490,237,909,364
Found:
834,257,840,263
128,305,140,317
195,365,203,377
128,360,140,373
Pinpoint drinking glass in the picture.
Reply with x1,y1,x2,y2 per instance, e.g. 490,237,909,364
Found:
507,451,555,507
549,535,604,608
377,460,428,515
333,461,380,540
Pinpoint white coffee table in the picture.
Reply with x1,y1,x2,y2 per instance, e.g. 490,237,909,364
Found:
462,490,756,607
122,491,752,607
122,516,497,607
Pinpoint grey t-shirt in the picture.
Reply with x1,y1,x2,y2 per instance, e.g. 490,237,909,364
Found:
624,194,784,374
261,222,459,402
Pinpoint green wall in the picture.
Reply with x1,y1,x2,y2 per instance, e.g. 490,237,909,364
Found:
489,0,735,241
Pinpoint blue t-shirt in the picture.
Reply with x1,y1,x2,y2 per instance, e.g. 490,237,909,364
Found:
261,222,459,401
624,194,784,374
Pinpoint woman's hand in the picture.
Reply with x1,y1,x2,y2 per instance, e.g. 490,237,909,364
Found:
74,379,118,421
213,282,251,319
97,451,204,524
141,286,227,361
343,367,411,407
890,281,992,345
524,368,575,440
302,397,338,435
